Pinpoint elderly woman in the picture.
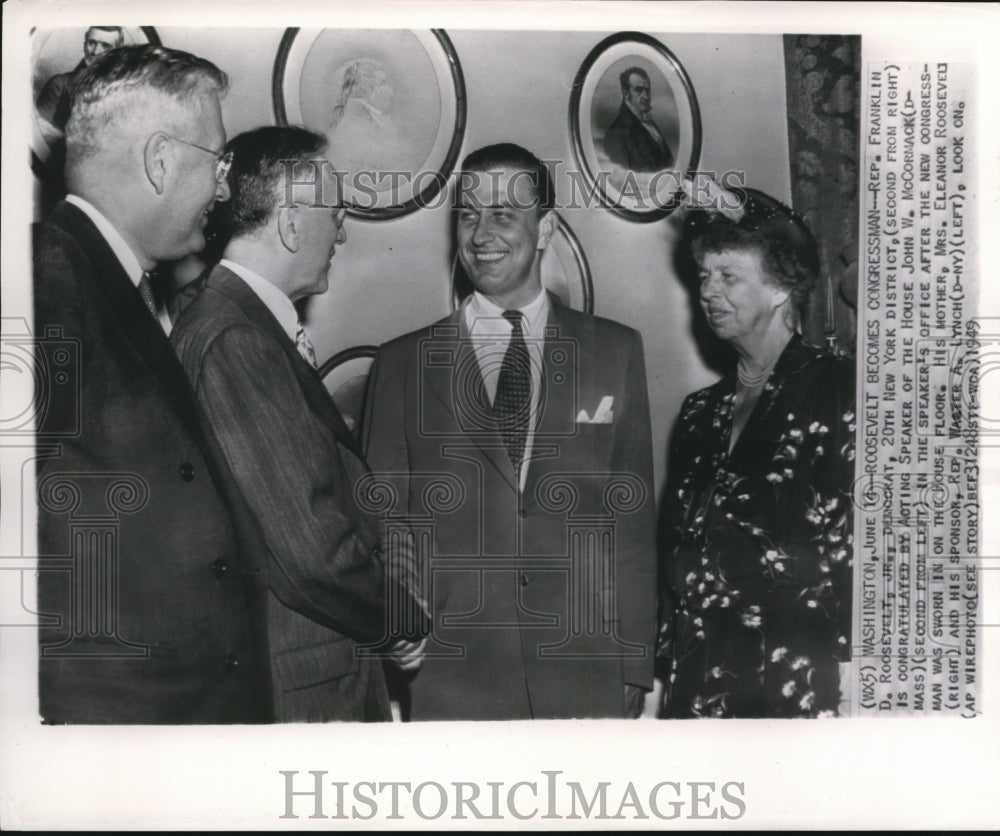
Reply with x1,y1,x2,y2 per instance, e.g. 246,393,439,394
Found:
659,188,855,718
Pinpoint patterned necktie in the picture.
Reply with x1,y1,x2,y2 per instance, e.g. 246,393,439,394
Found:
295,323,318,369
138,272,158,319
493,310,531,474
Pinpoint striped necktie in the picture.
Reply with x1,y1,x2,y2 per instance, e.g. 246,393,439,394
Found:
295,323,318,369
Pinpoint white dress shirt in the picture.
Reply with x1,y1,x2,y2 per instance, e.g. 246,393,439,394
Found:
464,288,550,492
66,194,173,335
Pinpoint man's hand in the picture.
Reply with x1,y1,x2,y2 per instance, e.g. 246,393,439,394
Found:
389,637,428,672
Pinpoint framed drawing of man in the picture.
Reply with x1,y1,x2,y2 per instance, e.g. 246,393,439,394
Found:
273,28,467,220
570,31,702,222
30,26,160,201
318,346,378,438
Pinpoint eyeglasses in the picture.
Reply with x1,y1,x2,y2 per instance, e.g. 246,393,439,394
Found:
166,135,234,183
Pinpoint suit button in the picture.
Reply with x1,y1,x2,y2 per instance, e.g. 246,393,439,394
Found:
372,545,382,558
211,558,228,578
225,654,239,670
519,507,527,518
520,572,530,587
180,462,195,481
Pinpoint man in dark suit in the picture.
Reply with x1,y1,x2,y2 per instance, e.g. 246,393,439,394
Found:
35,26,124,135
363,143,657,720
34,45,272,722
171,126,427,722
603,66,676,172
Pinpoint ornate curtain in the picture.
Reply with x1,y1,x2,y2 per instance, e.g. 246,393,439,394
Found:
783,35,861,355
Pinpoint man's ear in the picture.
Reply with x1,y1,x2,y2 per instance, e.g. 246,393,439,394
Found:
144,132,171,195
277,205,300,253
537,210,558,251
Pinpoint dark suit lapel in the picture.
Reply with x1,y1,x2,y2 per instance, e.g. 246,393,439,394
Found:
623,104,669,166
537,296,587,439
207,266,366,462
50,202,213,453
523,296,589,499
423,305,519,492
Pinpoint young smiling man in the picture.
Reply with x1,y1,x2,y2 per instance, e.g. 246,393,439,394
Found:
363,143,657,720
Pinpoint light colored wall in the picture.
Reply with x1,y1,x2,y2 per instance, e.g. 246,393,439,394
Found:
152,28,791,498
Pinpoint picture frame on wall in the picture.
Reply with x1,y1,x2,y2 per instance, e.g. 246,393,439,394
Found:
318,345,377,438
273,28,467,221
30,26,161,194
569,31,702,223
450,213,594,314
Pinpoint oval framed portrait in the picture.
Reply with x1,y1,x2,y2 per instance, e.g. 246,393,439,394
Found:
31,27,161,181
274,28,467,221
450,213,594,314
569,31,702,223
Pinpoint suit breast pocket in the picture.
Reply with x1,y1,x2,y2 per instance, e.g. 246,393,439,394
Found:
571,423,615,464
273,637,361,693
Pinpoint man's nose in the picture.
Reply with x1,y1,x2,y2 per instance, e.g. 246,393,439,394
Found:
215,177,231,202
471,216,492,245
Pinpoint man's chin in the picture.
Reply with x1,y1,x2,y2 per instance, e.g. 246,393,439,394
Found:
163,233,207,263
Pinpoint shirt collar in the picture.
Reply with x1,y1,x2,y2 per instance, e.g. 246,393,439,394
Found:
465,288,549,341
65,194,144,286
219,258,300,342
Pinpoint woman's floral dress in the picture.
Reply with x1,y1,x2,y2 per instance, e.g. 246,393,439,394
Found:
659,334,856,718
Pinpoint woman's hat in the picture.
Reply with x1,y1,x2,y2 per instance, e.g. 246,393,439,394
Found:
680,179,820,279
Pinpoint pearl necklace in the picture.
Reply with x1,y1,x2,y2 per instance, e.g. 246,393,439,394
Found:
737,358,777,388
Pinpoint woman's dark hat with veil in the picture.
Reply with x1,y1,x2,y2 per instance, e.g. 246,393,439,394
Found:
679,179,820,279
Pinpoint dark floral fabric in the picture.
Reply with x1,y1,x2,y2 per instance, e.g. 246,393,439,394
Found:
658,334,856,718
783,34,861,351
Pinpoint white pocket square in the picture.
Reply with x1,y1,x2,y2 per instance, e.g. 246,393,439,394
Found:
576,396,614,424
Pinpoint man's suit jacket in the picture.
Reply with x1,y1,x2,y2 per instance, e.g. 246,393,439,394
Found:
33,201,272,723
363,295,657,720
35,60,85,130
172,265,406,722
603,101,675,172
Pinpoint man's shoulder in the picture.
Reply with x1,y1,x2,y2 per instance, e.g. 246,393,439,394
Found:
607,102,638,129
38,69,74,96
378,311,462,354
172,271,259,353
552,303,640,344
34,203,98,283
35,201,87,245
